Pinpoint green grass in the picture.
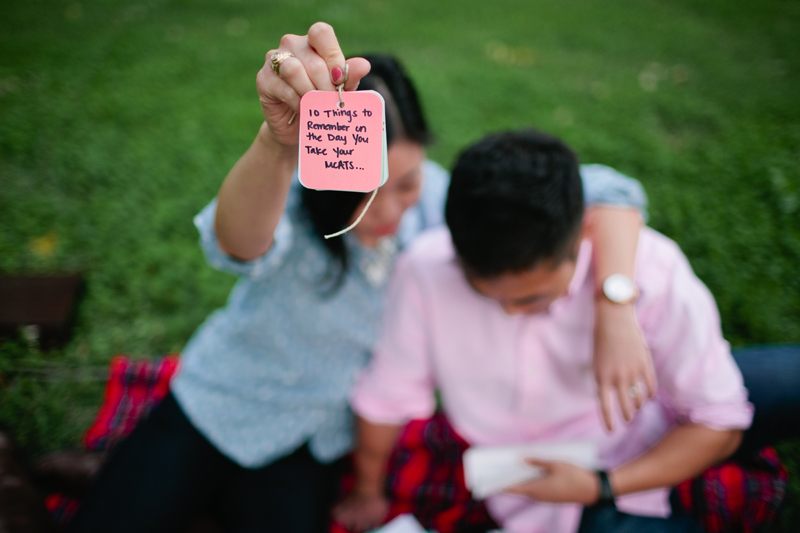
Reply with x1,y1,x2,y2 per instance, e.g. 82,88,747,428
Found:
1,0,798,529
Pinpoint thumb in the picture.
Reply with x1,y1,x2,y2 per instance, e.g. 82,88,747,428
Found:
524,457,553,471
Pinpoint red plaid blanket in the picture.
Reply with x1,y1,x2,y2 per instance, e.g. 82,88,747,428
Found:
45,355,179,530
333,415,788,533
46,356,788,533
676,446,788,533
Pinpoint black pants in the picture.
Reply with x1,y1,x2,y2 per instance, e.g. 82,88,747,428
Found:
66,393,345,533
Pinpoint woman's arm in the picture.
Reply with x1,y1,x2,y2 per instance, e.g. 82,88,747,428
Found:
586,207,657,431
214,124,298,260
213,22,370,261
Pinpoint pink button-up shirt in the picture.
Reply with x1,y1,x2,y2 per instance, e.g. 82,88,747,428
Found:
351,226,753,533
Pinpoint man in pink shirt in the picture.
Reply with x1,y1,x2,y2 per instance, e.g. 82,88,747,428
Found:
337,130,753,533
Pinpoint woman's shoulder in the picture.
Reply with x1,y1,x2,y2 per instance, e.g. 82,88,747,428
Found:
397,159,450,246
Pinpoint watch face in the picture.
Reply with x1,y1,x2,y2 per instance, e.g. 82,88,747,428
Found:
604,274,636,303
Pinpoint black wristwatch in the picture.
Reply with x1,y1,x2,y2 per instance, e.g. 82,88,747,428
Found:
596,470,616,507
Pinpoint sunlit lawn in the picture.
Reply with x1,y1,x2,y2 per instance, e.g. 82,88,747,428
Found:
1,0,798,529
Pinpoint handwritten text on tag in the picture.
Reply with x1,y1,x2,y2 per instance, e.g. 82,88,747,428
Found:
298,90,386,192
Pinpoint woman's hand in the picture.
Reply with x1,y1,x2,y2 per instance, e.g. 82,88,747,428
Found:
257,22,371,147
332,490,390,533
594,300,657,431
505,459,599,505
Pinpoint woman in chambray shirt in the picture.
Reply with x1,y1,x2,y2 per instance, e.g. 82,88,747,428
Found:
67,23,651,533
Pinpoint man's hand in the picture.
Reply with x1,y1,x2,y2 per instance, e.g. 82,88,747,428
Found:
505,459,599,505
332,490,390,533
594,300,657,431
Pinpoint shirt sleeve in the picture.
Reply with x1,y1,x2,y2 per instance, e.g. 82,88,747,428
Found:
417,159,450,230
193,198,294,279
580,164,649,220
350,253,437,425
638,235,753,431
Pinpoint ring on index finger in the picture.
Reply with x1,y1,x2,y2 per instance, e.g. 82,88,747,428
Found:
628,385,641,398
270,51,294,76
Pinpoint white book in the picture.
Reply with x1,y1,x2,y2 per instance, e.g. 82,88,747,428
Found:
463,441,599,499
372,514,428,533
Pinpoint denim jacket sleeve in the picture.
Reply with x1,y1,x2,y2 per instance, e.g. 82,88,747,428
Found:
193,197,295,279
579,164,649,220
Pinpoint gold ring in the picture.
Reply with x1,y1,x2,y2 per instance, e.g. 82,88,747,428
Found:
270,51,294,76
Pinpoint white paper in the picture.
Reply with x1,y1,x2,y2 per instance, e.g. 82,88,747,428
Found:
463,441,599,499
372,514,427,533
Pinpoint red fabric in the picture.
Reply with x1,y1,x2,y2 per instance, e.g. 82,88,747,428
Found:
82,354,180,452
46,357,787,533
333,414,788,533
385,414,498,533
331,413,498,533
44,493,81,532
46,355,180,530
675,446,788,533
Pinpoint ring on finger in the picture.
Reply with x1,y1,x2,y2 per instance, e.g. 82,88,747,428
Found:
270,51,294,76
628,385,641,398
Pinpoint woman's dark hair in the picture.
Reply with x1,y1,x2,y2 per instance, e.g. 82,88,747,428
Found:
301,54,432,292
445,129,584,278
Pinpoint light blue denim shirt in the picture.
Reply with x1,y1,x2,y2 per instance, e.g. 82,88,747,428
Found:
171,161,647,468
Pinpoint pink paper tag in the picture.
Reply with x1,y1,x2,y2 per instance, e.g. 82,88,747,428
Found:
298,90,386,192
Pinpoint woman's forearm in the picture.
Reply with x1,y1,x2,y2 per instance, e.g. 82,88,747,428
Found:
586,206,656,428
214,122,299,261
586,206,641,284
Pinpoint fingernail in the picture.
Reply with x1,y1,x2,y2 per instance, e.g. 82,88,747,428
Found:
331,66,344,85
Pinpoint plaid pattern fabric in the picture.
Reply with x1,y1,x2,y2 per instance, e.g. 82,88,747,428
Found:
44,358,787,533
384,413,499,533
44,493,81,532
44,355,180,530
330,413,498,533
334,414,788,533
83,354,180,452
675,446,789,533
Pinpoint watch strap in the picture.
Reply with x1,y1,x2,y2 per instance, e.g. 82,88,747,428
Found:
596,470,616,507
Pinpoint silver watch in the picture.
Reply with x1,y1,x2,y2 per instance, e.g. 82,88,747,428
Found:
601,274,639,304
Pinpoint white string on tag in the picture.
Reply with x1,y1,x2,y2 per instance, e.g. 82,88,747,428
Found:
290,63,348,123
337,63,349,108
321,63,375,240
324,187,379,239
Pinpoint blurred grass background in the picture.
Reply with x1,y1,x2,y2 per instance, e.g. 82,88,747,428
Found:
0,0,798,529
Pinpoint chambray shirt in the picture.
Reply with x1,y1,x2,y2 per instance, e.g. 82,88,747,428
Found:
351,227,753,532
171,160,648,468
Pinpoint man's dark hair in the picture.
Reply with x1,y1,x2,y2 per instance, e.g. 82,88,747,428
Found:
301,54,432,293
445,129,584,278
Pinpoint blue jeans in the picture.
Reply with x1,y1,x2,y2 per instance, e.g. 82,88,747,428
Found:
732,343,800,459
578,344,800,532
578,498,702,533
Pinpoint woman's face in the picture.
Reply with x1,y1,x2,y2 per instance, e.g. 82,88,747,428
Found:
352,139,425,247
